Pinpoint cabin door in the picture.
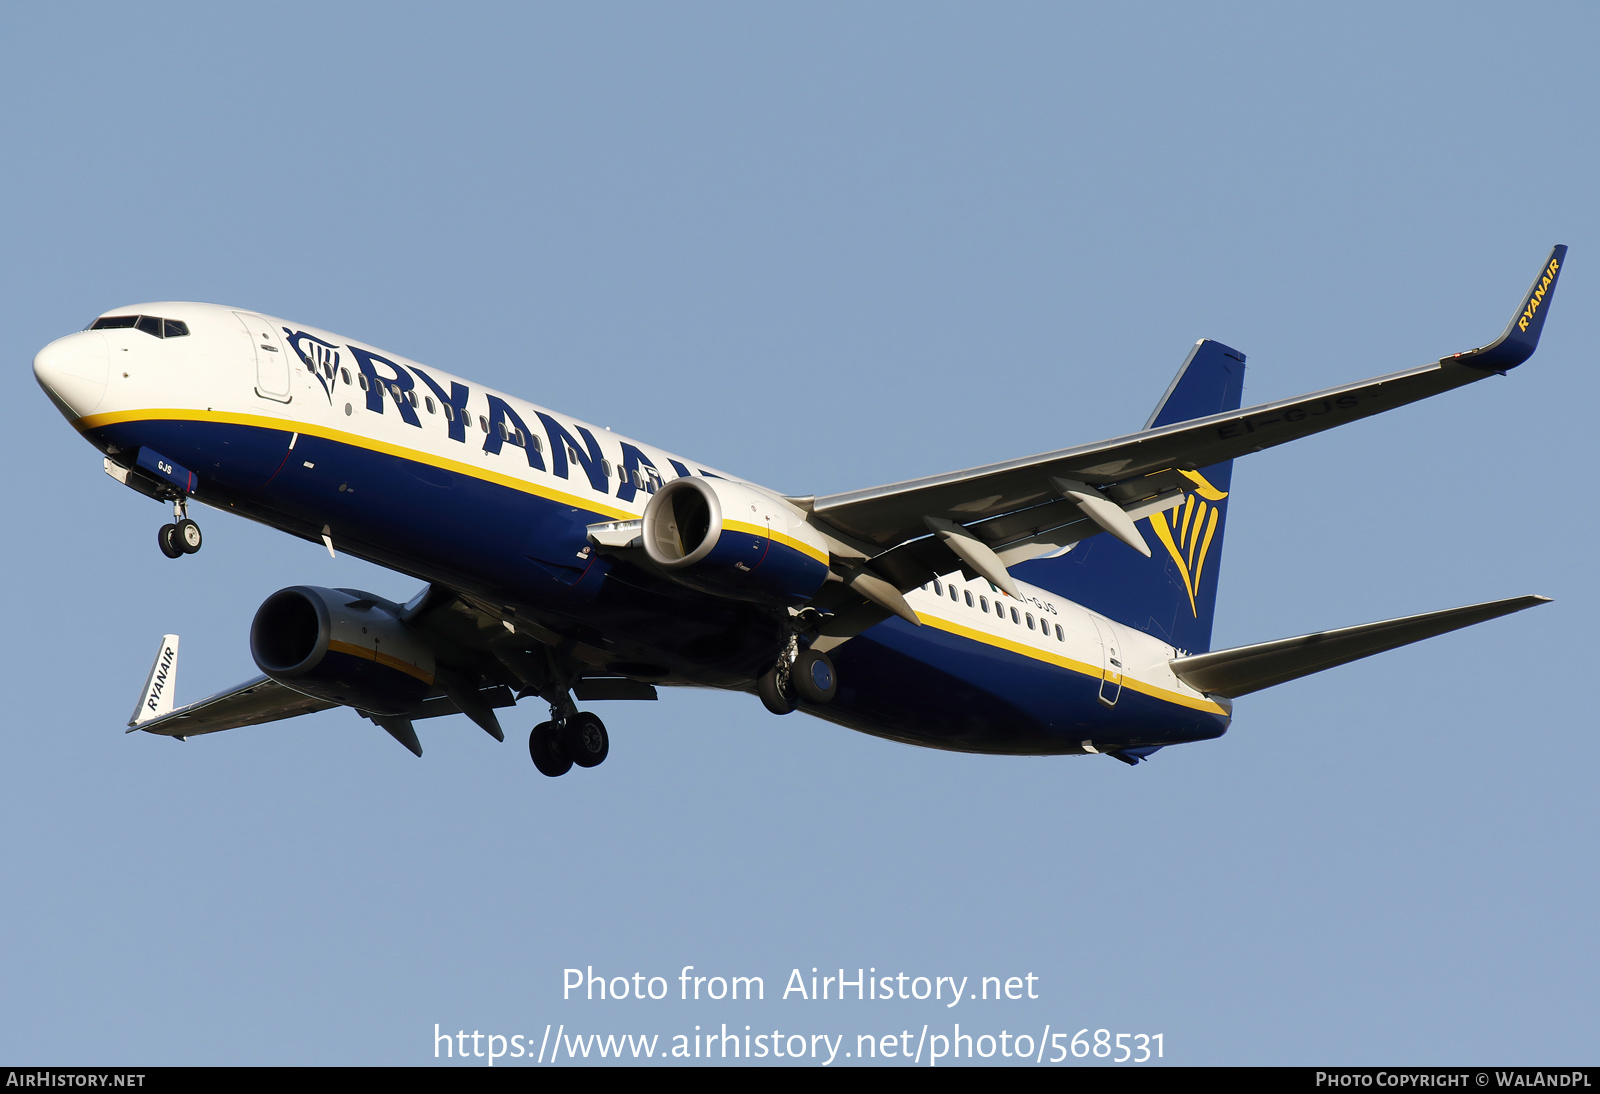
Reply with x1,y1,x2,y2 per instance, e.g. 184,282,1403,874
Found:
1091,616,1124,707
235,312,292,402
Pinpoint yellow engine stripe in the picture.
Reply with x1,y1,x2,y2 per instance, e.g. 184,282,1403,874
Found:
721,519,831,567
326,640,436,685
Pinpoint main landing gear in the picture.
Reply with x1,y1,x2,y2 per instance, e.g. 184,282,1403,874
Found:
528,710,609,777
758,638,837,716
156,498,202,560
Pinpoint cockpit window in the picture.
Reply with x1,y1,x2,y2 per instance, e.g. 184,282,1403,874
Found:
89,315,190,338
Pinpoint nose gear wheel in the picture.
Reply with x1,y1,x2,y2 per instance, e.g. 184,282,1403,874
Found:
156,497,202,559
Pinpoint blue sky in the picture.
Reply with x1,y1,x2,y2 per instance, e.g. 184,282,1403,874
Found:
2,2,1594,1065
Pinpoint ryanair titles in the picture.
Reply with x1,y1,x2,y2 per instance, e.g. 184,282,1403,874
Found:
283,329,699,504
1518,257,1560,333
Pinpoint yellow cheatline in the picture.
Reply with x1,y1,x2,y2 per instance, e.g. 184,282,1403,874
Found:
917,613,1227,716
76,408,639,522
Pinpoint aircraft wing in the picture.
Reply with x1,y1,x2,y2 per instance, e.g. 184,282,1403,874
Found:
807,246,1565,555
122,587,638,753
131,673,338,739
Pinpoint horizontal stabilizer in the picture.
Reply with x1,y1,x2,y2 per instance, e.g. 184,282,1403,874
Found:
1169,595,1551,698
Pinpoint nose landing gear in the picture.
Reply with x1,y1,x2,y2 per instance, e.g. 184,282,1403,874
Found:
157,499,202,559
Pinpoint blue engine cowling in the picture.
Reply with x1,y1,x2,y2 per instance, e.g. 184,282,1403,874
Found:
641,477,832,606
250,585,437,715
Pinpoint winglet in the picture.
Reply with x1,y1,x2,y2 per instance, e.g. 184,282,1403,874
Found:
1449,244,1566,371
129,635,180,727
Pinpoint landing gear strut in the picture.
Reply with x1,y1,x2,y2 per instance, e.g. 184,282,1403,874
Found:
759,634,799,715
758,635,837,714
157,498,202,559
527,705,609,777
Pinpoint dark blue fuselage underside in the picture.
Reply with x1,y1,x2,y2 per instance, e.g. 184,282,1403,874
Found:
93,417,1229,756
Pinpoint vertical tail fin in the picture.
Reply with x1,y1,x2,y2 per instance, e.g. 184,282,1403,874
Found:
1013,340,1246,653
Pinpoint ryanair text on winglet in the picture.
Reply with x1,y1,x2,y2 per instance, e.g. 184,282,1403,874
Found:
1518,257,1560,332
145,644,175,714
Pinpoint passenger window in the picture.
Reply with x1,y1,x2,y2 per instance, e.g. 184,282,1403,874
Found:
425,397,436,414
933,579,943,596
979,596,988,611
529,434,543,454
949,585,959,601
358,375,369,391
964,591,973,607
1055,624,1064,641
498,421,509,441
1010,607,1020,624
340,368,351,385
1026,613,1034,630
479,416,489,433
601,459,612,477
136,316,162,337
567,445,579,463
443,404,454,421
407,390,418,407
162,319,189,337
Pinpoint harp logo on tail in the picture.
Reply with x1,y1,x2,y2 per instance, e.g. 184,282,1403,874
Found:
1146,470,1228,617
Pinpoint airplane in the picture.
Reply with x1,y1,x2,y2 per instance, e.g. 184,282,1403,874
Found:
31,246,1564,773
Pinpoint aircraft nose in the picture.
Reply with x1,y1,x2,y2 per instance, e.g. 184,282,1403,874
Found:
34,331,110,418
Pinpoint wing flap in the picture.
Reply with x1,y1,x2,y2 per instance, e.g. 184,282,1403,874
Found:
1169,595,1551,699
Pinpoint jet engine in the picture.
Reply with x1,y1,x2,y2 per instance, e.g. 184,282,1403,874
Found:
641,477,831,605
250,586,436,714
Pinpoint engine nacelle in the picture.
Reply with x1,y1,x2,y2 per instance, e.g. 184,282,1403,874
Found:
641,476,831,605
250,586,436,715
